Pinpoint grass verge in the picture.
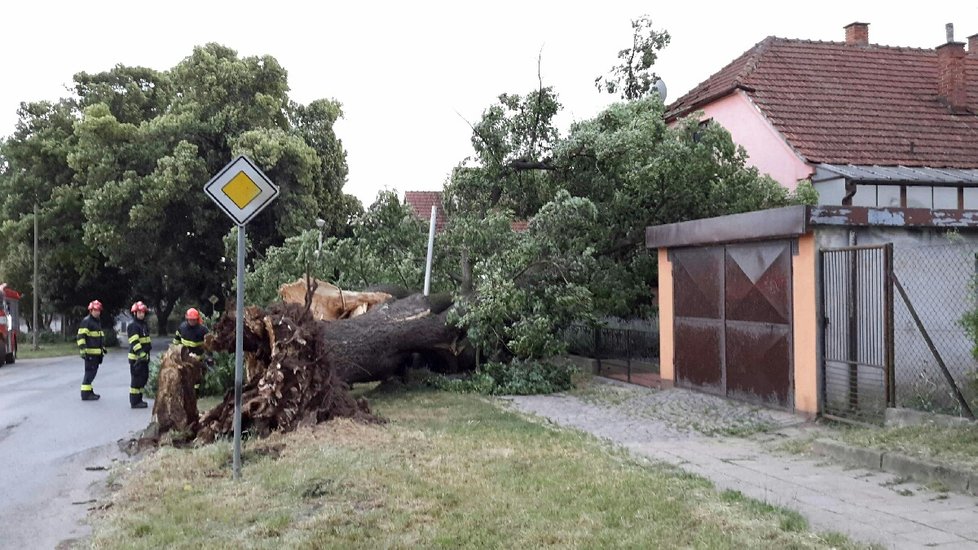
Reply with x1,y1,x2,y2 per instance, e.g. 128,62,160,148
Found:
15,341,83,359
835,423,978,470
91,388,866,549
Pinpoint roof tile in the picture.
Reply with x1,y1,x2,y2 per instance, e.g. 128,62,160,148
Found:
666,38,978,168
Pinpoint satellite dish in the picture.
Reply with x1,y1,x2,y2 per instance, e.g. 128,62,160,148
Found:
654,79,667,102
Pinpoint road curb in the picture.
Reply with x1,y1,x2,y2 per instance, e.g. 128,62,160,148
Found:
812,438,977,496
811,439,882,470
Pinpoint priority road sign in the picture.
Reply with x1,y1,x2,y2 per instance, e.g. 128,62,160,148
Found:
204,155,279,226
203,155,280,481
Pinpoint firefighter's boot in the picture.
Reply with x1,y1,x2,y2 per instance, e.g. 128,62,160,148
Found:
130,389,148,408
81,385,101,401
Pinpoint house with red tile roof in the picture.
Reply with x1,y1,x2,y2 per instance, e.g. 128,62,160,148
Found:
403,191,448,233
666,22,978,208
403,191,530,233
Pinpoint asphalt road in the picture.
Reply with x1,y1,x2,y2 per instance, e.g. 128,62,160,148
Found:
0,344,159,549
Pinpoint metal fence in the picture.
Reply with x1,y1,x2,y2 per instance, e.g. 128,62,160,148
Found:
821,245,894,424
564,320,660,385
821,241,978,424
891,243,977,420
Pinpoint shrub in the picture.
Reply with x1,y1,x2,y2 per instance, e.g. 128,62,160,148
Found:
430,359,579,395
144,351,234,398
36,330,65,344
200,352,235,397
144,357,162,397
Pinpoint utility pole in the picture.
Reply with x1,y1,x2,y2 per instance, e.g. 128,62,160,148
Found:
32,201,39,350
423,206,437,296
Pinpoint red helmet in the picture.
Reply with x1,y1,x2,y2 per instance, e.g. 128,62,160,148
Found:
87,300,103,312
131,301,148,314
185,308,201,321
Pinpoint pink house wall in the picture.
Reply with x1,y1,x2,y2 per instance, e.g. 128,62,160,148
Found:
695,91,813,191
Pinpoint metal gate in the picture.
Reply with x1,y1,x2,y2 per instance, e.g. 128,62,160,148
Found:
820,244,894,424
672,241,794,409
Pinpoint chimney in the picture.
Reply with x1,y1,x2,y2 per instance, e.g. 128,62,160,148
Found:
844,22,869,45
936,23,968,111
969,33,978,55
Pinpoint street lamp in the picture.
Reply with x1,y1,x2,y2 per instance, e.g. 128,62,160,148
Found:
314,218,326,257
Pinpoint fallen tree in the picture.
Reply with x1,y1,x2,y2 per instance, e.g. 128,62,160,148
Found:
152,279,469,443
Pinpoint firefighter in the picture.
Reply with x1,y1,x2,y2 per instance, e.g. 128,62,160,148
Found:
173,307,208,394
77,300,106,401
127,301,152,409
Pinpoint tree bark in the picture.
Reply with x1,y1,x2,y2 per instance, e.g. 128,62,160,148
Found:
155,298,175,336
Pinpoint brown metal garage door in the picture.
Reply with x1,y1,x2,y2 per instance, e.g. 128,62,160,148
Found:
672,240,793,409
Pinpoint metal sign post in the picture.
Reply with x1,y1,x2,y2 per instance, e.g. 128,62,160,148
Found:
204,155,279,480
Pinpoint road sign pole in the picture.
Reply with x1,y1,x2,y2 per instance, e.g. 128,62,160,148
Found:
203,155,278,482
233,224,245,480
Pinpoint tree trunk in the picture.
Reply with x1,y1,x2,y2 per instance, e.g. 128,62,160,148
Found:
159,292,471,443
156,298,175,336
460,249,473,295
321,293,463,383
152,346,203,435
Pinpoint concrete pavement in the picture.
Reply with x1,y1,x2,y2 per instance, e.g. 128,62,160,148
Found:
0,347,154,549
504,378,978,550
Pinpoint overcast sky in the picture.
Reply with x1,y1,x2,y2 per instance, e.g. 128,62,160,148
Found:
2,1,974,207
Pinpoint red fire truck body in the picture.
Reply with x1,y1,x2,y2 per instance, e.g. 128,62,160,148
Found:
0,284,22,364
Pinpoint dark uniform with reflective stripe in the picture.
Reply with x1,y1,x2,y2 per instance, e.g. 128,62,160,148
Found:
173,321,208,392
76,314,105,399
127,317,152,406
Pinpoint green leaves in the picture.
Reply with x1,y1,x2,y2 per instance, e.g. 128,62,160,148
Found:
449,191,598,361
595,15,671,100
0,43,353,326
244,190,428,304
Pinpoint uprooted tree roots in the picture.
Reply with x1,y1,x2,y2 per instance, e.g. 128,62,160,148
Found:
151,290,467,445
195,302,378,443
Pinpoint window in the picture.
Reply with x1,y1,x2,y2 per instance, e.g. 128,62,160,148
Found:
933,187,957,209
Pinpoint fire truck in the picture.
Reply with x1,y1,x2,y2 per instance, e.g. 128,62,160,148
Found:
0,283,21,365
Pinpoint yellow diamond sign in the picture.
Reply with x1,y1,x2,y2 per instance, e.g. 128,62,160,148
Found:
204,156,279,225
222,172,262,209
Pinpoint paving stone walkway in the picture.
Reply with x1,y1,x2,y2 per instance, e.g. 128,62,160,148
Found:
502,378,978,550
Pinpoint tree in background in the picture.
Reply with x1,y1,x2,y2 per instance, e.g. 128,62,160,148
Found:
244,190,428,306
449,191,597,362
0,99,131,330
594,15,671,100
441,91,815,361
555,97,814,317
0,44,358,333
442,87,562,294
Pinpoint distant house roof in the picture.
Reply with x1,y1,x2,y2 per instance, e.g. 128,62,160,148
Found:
665,35,978,168
402,191,530,233
814,164,978,185
403,191,448,233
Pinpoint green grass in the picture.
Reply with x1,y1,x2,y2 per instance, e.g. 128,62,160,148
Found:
90,388,867,549
15,341,83,359
837,423,978,470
